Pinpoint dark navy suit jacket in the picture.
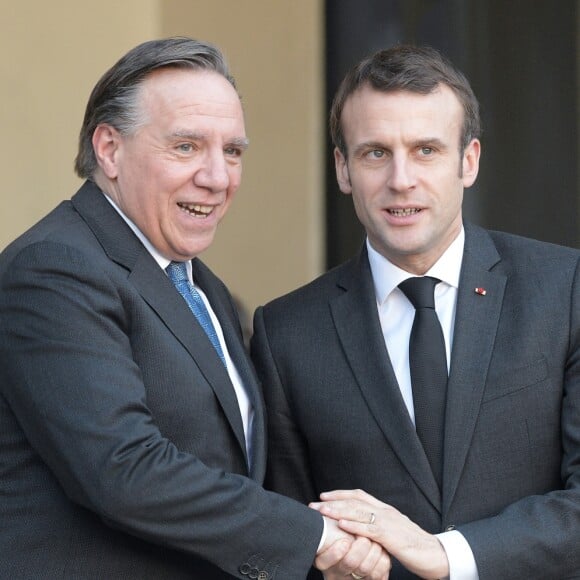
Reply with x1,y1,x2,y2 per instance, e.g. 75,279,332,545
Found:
252,222,580,579
0,180,322,579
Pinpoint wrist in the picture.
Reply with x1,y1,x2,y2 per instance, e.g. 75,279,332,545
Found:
431,535,450,579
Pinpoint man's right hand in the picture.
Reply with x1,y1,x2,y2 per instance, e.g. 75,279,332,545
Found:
316,516,391,580
315,490,449,580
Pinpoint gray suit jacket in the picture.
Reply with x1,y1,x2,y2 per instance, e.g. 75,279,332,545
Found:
0,181,322,579
252,222,580,579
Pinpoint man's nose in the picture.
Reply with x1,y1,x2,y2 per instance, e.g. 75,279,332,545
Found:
387,155,416,192
194,150,230,192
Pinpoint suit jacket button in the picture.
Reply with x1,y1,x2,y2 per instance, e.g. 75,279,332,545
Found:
445,524,456,531
248,567,260,579
239,563,251,575
258,572,269,580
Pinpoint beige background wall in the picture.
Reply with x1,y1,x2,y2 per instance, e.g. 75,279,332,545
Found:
0,1,325,315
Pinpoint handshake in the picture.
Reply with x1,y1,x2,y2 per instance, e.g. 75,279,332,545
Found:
311,489,449,580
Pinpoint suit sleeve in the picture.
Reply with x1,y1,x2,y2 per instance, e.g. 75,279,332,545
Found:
0,241,323,580
456,258,580,579
251,306,319,505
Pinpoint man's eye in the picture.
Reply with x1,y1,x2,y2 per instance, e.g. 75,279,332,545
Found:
367,149,384,159
420,147,434,155
177,143,193,152
225,147,243,157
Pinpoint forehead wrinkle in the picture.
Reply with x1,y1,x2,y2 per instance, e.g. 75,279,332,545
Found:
175,100,243,118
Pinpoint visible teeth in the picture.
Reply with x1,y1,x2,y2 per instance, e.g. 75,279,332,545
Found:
389,208,420,216
192,204,211,215
178,202,213,217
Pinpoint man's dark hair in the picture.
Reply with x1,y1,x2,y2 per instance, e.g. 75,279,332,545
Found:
329,45,481,157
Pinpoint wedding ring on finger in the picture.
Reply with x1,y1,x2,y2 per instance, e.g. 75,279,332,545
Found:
351,573,364,580
368,512,376,525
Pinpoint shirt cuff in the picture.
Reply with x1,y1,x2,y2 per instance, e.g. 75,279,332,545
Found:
317,517,328,552
436,530,479,580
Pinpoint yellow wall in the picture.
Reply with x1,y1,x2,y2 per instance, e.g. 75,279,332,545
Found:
0,1,324,315
0,0,159,244
161,2,325,313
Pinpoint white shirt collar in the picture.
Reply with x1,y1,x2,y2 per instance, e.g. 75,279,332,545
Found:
102,193,189,275
367,228,465,305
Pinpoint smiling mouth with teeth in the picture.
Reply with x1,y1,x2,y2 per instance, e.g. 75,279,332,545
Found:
388,208,421,216
178,202,214,218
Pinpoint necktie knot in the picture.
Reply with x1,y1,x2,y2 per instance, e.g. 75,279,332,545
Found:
166,260,189,285
399,276,440,309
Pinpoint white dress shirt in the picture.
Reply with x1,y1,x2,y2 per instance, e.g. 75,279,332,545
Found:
367,229,479,580
103,195,254,465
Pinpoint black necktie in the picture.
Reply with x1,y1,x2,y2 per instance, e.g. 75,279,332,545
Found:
399,276,447,489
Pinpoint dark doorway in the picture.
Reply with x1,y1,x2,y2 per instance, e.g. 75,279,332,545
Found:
325,0,578,268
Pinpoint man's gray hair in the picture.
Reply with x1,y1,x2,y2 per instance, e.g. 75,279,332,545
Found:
74,37,236,178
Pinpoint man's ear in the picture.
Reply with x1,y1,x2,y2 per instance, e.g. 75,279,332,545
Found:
334,147,352,194
462,138,481,187
92,124,122,179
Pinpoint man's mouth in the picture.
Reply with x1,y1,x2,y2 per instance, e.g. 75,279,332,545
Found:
387,208,421,217
178,202,214,218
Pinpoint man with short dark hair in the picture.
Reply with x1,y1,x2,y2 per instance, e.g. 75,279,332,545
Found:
0,37,391,580
252,45,580,579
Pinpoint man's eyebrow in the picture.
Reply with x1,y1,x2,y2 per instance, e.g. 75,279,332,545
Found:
411,137,448,149
170,131,249,149
229,137,250,149
351,141,388,156
171,130,204,140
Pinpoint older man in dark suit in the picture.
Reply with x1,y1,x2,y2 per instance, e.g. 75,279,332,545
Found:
0,38,391,580
252,45,580,579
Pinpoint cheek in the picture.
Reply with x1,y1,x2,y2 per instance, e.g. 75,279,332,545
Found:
448,180,464,208
226,167,243,196
350,177,382,210
350,194,376,227
433,172,464,206
439,188,464,228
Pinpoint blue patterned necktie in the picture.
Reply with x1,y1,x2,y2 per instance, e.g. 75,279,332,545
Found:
166,261,226,366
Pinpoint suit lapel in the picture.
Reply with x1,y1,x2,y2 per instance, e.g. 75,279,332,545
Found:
71,182,249,469
132,257,249,466
442,223,505,514
192,260,265,479
330,248,441,510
